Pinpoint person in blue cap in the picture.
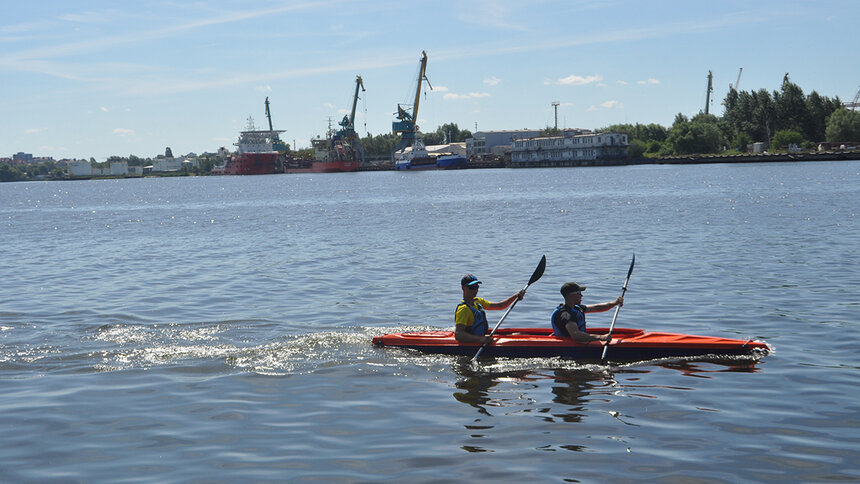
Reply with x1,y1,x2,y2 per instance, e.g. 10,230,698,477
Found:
455,274,525,344
551,282,622,343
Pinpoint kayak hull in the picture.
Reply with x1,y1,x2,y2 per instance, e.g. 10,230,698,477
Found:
372,327,769,361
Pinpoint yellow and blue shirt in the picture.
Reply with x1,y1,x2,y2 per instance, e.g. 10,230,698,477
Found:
455,298,491,335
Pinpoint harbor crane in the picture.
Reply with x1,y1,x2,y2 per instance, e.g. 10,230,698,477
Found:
332,75,367,163
704,70,714,115
729,67,743,90
393,51,431,153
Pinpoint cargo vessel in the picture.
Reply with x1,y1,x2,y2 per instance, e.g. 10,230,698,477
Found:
287,75,365,174
436,154,467,169
394,139,437,170
372,327,770,361
215,114,284,175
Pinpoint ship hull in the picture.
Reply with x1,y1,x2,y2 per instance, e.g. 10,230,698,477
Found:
225,152,278,175
286,160,359,174
436,155,467,169
395,157,438,170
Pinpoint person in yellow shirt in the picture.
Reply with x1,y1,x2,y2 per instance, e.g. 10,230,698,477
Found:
454,274,524,344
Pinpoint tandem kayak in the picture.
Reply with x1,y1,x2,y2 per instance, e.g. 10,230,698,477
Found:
372,327,770,361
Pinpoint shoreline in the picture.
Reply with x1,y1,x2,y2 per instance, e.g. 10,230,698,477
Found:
3,151,858,182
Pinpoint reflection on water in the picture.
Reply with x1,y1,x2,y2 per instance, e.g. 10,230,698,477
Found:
448,357,766,452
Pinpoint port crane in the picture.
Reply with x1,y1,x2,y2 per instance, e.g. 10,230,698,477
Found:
330,75,367,163
729,67,743,90
704,70,714,115
393,51,432,153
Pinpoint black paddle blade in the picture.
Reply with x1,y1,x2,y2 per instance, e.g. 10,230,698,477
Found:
627,253,635,279
529,255,547,286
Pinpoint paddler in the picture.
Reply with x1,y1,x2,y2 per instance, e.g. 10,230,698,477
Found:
455,274,525,344
551,282,622,343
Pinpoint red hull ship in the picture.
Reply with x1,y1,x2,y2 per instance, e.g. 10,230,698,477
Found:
286,76,365,174
286,138,360,173
225,152,279,175
216,115,284,175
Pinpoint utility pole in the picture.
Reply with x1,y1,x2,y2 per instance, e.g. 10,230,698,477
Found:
552,101,560,130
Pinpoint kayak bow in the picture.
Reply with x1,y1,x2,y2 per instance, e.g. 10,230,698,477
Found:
373,327,769,361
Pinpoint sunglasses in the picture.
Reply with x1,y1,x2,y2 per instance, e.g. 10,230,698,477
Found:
468,284,481,290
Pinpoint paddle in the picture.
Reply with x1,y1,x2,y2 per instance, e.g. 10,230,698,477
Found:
471,254,546,362
601,254,635,361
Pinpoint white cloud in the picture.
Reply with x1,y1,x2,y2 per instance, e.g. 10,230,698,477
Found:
600,100,622,109
637,78,660,85
617,80,629,85
483,76,501,86
323,103,335,109
100,106,109,112
433,85,450,92
444,92,491,100
25,127,47,134
113,128,135,136
255,84,272,92
557,74,602,86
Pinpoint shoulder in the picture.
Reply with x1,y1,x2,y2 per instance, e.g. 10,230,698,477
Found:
475,297,490,307
554,304,571,320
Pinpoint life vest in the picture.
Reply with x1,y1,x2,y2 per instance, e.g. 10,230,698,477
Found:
551,304,586,337
457,300,488,335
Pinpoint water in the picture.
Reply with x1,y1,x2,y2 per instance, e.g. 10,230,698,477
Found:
1,162,858,482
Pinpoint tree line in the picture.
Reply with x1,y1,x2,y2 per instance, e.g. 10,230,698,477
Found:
603,76,859,157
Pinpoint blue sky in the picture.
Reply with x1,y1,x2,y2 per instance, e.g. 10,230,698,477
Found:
2,0,857,161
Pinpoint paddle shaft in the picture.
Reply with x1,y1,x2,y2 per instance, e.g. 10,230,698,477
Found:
601,254,635,361
471,255,546,362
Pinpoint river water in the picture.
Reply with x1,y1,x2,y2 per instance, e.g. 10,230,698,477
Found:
1,162,858,483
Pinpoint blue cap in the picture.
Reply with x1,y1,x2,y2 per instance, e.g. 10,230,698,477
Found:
461,274,482,286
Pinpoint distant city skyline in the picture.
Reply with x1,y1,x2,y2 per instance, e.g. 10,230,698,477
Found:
2,0,857,161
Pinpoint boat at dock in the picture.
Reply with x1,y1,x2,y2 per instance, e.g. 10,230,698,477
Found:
394,139,437,170
372,327,770,361
436,154,467,169
221,116,284,175
287,75,366,174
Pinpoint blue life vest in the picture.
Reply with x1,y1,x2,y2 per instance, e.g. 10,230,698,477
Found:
457,301,488,335
551,304,586,337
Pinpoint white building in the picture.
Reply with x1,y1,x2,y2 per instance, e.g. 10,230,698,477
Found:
510,131,629,167
466,130,546,158
110,161,129,176
68,160,93,177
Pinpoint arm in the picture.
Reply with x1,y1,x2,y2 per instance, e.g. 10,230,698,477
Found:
565,321,611,343
584,296,623,313
483,289,525,310
454,325,491,344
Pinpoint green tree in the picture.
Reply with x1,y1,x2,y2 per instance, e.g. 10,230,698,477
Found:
825,108,860,142
771,129,803,149
0,163,25,182
664,113,727,155
773,77,808,135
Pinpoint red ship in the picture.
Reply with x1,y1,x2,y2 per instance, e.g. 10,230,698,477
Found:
286,75,365,174
218,116,284,175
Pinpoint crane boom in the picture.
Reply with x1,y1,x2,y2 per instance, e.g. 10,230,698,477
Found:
704,70,713,115
411,51,430,125
348,75,365,131
392,51,431,153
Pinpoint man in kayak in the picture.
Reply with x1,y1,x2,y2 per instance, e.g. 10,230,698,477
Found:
455,274,525,344
551,282,622,343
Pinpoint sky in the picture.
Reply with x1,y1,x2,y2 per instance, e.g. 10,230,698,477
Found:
1,0,857,161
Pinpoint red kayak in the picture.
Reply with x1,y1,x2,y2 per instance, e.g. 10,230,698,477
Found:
372,327,770,361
